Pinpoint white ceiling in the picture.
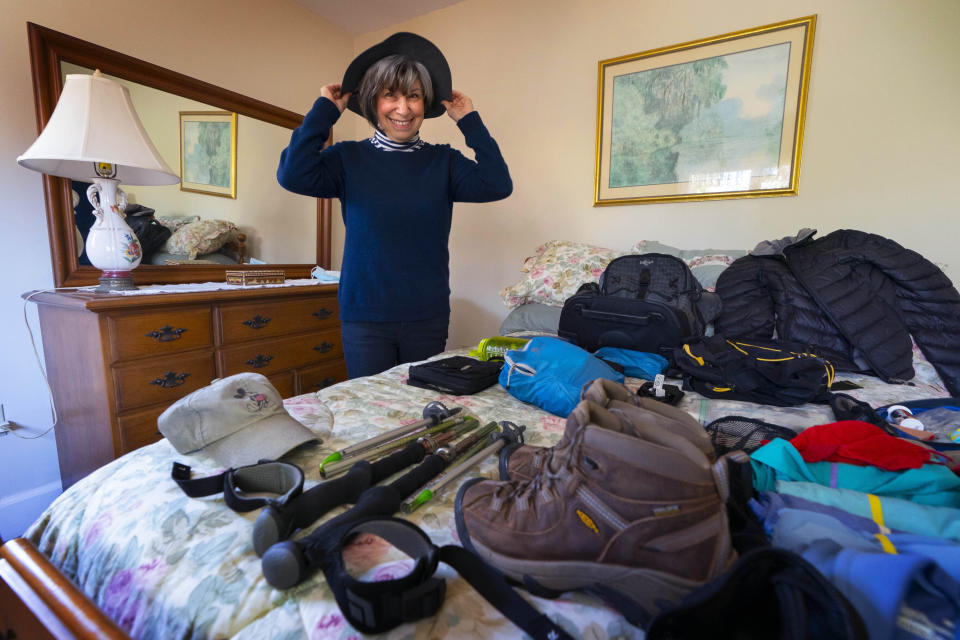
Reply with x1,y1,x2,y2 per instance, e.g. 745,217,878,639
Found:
293,0,466,36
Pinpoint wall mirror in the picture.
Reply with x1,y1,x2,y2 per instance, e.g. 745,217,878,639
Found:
26,22,331,287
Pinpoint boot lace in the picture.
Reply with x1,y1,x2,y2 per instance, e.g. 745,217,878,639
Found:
495,429,588,510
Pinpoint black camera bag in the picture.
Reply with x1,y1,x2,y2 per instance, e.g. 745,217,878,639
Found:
124,204,171,258
558,253,720,356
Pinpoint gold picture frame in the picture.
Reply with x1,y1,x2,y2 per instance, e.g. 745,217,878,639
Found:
179,110,238,198
594,15,816,206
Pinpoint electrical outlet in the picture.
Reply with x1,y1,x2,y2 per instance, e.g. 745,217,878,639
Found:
0,404,15,435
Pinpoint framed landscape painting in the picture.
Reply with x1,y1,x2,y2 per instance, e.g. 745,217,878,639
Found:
594,16,816,206
179,110,237,198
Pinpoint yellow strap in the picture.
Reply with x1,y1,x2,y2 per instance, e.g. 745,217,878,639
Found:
726,340,749,355
874,533,898,554
734,341,778,353
683,344,704,366
868,494,890,533
868,494,897,554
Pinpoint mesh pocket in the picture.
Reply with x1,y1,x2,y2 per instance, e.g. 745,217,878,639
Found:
705,416,797,456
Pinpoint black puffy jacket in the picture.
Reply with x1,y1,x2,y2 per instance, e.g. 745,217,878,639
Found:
715,229,960,395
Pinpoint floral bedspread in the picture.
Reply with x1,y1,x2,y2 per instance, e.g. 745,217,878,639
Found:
26,349,947,640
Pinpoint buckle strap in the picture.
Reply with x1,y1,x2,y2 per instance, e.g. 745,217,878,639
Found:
171,462,225,497
344,575,446,630
171,461,303,512
439,544,572,640
318,516,572,639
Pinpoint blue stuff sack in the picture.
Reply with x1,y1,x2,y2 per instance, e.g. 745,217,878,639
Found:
499,337,625,417
593,346,669,379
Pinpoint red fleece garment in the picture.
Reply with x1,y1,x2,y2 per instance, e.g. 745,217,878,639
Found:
790,420,941,470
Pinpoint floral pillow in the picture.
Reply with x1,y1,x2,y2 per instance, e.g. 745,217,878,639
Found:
631,240,747,291
499,240,628,309
163,219,238,259
155,215,200,233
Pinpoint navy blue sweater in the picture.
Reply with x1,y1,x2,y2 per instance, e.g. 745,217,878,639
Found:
277,97,512,322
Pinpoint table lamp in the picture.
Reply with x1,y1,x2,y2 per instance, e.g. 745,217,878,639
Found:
18,70,180,291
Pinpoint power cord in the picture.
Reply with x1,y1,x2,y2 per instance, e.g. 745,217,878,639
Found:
11,287,97,440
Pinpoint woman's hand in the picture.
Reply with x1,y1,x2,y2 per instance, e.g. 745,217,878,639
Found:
320,83,351,113
442,90,475,122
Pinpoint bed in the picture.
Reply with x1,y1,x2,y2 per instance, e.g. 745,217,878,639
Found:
146,216,247,266
2,239,955,639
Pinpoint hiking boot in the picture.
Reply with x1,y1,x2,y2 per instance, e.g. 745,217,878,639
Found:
500,378,714,483
457,399,736,627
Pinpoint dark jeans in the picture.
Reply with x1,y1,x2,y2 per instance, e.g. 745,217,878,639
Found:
340,313,450,379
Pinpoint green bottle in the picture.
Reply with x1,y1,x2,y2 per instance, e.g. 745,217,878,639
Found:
468,336,530,361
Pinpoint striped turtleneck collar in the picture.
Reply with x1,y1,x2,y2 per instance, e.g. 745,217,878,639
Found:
370,129,425,152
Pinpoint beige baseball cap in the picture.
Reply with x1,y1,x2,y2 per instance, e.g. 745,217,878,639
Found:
158,372,318,467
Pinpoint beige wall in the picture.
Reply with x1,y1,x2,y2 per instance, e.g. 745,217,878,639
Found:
0,0,351,536
344,0,960,349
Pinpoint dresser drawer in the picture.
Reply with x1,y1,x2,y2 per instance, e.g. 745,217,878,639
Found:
218,329,343,375
217,296,340,344
117,404,166,453
107,307,212,362
268,371,296,398
298,359,348,393
113,351,216,412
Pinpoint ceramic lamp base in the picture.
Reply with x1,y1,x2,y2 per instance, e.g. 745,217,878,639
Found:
96,270,136,292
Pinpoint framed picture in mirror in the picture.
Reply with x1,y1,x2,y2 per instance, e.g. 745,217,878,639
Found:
179,111,238,198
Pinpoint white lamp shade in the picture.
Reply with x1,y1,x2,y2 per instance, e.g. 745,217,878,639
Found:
17,72,179,186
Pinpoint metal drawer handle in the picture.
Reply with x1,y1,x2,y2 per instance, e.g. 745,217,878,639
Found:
312,308,333,320
150,372,190,388
145,325,187,342
242,315,272,329
314,341,335,353
246,354,274,368
314,377,337,389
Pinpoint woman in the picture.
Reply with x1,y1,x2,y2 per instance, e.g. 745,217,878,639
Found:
277,33,512,379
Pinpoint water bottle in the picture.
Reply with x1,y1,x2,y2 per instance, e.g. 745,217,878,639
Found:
468,336,530,361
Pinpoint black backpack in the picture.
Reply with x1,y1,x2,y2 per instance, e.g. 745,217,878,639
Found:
124,204,171,258
558,253,720,356
673,336,841,407
646,547,868,640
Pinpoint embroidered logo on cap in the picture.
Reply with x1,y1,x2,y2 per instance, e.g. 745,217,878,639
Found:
235,387,271,412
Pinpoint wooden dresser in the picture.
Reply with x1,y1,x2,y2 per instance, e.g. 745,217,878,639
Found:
25,284,347,489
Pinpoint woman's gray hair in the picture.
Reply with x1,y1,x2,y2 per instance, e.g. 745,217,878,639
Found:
356,54,433,129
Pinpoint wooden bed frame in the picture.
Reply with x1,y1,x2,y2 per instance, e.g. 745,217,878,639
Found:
0,537,126,638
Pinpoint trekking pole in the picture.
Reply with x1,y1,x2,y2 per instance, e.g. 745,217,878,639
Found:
401,422,525,514
252,416,479,555
318,401,462,469
262,422,504,589
319,413,474,478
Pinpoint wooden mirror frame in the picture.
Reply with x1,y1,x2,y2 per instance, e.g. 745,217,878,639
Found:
25,22,332,287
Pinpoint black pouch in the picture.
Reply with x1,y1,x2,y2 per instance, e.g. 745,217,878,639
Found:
407,356,503,395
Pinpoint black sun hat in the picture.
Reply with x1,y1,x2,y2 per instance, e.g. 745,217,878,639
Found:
340,32,452,119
